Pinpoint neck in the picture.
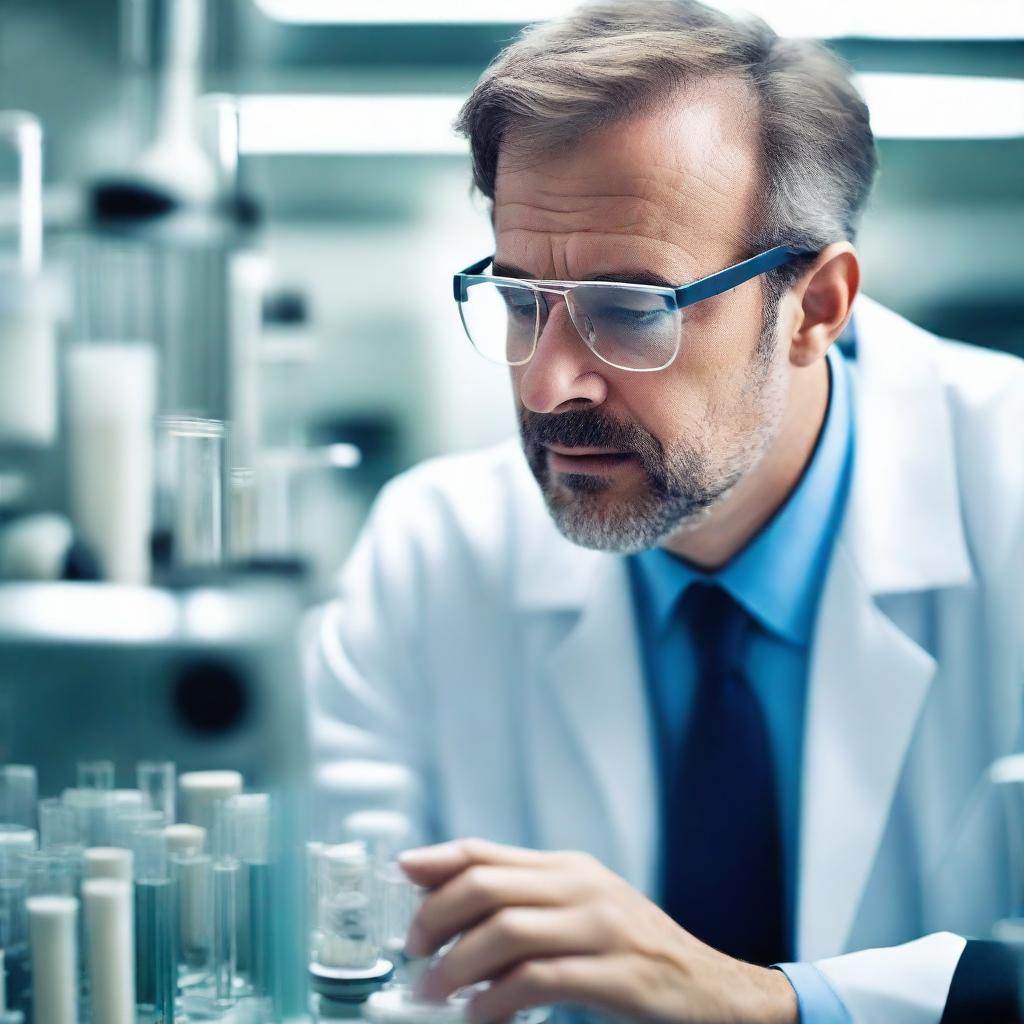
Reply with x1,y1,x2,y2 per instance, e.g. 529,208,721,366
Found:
661,355,831,571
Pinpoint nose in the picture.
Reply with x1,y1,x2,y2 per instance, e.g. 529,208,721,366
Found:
515,296,608,415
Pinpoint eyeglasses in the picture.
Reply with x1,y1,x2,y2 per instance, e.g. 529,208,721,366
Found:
452,245,817,372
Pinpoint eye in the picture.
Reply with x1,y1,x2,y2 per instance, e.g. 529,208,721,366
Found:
595,304,671,328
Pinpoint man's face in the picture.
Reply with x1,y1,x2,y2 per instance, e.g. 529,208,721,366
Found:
493,79,792,554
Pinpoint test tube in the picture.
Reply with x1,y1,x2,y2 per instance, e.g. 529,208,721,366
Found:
375,864,429,988
39,798,81,850
111,809,165,851
0,947,26,1024
137,762,176,827
0,767,36,830
76,761,115,792
156,417,225,566
229,794,272,997
27,895,79,1024
83,878,135,1024
131,829,175,1024
0,113,57,448
211,801,239,1008
0,878,29,1015
0,833,32,1018
63,789,117,848
24,849,81,900
172,851,212,982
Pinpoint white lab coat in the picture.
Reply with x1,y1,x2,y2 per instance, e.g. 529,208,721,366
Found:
306,296,1024,1023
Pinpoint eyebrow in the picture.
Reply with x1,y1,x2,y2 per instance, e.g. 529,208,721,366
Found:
490,260,677,289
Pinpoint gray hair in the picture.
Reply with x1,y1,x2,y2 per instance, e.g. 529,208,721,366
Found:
456,0,878,301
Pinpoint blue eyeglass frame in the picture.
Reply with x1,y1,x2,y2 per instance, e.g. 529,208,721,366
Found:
452,244,817,307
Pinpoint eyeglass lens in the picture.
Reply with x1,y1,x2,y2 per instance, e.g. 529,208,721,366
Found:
458,280,681,370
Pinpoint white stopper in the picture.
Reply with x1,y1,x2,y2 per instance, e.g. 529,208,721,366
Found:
84,847,134,884
178,771,243,833
0,826,37,855
165,823,205,856
27,894,79,1024
83,879,135,1024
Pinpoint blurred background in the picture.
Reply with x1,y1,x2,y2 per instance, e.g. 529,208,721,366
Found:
0,0,1022,582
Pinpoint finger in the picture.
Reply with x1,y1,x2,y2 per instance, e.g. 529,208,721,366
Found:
407,865,570,957
467,955,634,1024
398,838,554,889
415,906,601,1003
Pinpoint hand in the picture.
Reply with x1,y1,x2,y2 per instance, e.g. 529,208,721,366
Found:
399,838,797,1024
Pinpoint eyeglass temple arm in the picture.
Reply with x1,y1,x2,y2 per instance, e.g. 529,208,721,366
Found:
453,256,494,301
673,245,816,308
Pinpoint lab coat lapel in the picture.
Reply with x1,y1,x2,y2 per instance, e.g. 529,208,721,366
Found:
522,553,659,896
796,297,973,960
797,542,936,959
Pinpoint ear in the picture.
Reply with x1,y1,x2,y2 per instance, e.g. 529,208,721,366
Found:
786,242,860,369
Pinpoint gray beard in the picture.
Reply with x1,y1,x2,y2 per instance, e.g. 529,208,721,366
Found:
519,339,785,555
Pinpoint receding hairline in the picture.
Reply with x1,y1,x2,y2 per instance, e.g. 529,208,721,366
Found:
493,72,763,186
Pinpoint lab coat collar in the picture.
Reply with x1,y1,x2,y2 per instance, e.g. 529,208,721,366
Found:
839,294,973,595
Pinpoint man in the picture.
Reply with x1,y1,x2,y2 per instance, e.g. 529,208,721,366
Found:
306,3,1024,1022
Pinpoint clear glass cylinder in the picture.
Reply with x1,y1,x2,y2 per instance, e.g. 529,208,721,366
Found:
137,761,176,827
211,857,238,1007
76,761,115,792
0,767,37,830
0,876,30,1016
62,788,117,848
38,799,80,851
316,843,378,971
112,809,165,852
131,829,175,1024
172,851,211,978
0,112,41,274
156,416,224,566
23,849,81,900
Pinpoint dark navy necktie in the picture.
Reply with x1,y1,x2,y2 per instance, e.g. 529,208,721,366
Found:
660,581,787,966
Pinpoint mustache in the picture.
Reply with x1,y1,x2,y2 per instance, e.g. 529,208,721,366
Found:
518,409,662,462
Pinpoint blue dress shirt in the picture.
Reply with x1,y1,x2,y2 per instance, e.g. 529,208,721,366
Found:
628,344,855,1024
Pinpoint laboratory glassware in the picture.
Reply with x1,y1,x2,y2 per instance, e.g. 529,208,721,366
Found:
0,768,36,831
137,762,176,828
131,828,175,1024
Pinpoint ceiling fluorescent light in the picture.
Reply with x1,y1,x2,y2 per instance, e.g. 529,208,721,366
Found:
251,0,1024,38
237,95,467,155
233,76,1024,156
857,74,1024,140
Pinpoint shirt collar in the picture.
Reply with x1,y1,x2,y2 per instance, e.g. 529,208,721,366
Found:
633,344,854,647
